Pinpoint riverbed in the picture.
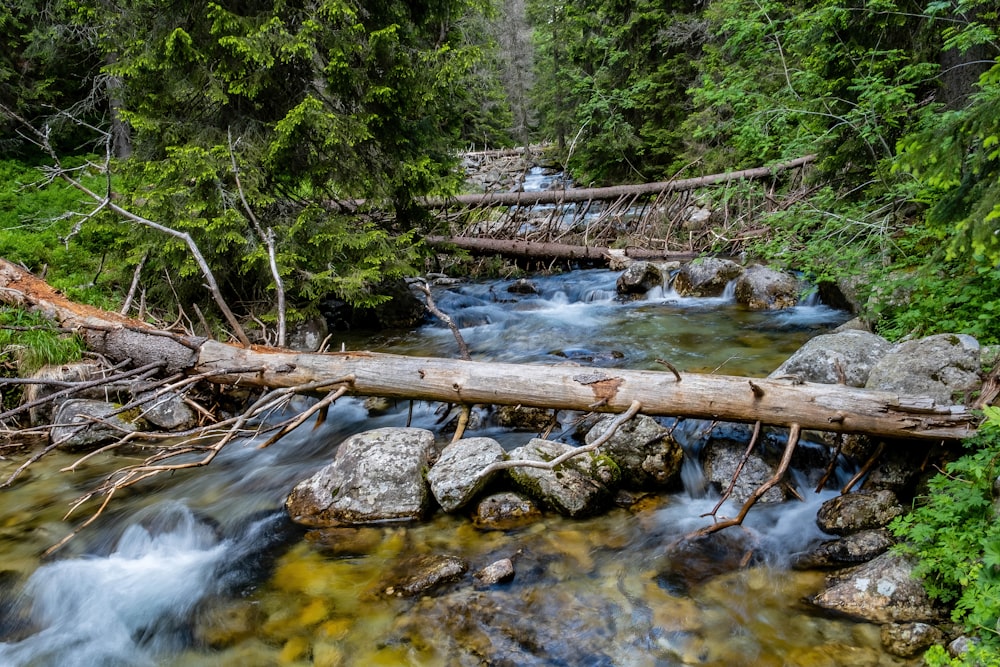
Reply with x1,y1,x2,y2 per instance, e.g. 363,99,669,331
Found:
0,270,920,666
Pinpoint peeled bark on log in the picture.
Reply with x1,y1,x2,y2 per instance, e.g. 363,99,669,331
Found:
424,236,714,263
0,258,976,441
426,156,815,209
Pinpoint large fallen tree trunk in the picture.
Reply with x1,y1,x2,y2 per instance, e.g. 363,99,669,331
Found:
0,259,975,442
423,236,718,263
424,155,815,209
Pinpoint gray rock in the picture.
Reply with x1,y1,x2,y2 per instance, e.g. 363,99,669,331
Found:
584,414,683,489
616,262,664,295
23,362,107,426
473,558,515,587
285,427,437,527
816,490,904,536
50,399,142,451
809,552,941,624
472,492,543,530
734,265,802,310
948,635,976,658
494,405,555,431
286,316,329,352
703,439,784,504
880,622,946,658
865,333,981,404
791,529,895,569
381,554,468,598
427,437,505,512
770,330,893,387
506,439,620,517
136,390,198,430
673,258,744,297
507,278,538,295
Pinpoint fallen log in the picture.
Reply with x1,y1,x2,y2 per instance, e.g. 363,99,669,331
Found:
424,236,715,263
0,259,976,442
425,155,816,209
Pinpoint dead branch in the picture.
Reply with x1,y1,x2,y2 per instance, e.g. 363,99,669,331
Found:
691,423,802,537
0,102,251,347
478,399,643,478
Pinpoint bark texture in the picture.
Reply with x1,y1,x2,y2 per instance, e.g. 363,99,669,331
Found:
0,258,976,441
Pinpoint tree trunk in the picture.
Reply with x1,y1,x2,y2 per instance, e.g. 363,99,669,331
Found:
0,259,975,441
425,155,815,209
424,236,722,263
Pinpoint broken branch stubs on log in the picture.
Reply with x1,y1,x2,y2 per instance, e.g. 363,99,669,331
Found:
0,257,978,445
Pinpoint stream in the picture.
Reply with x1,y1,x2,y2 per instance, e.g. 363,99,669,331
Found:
0,268,923,666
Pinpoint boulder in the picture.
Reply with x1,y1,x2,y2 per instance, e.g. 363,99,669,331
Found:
616,261,663,295
809,552,942,624
702,438,784,505
584,414,683,489
865,333,981,405
286,316,329,352
672,258,743,297
769,330,893,387
472,492,543,530
23,362,108,426
136,390,198,430
880,622,946,658
427,437,505,512
791,529,895,569
50,398,143,451
815,490,904,536
285,427,437,527
733,265,801,310
506,439,620,517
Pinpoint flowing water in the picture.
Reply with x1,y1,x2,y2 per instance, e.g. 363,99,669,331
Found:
0,269,923,666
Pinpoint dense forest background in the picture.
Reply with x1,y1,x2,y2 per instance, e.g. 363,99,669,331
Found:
1,2,1000,664
1,0,997,346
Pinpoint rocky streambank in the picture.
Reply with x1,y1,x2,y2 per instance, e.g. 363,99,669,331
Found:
281,272,988,660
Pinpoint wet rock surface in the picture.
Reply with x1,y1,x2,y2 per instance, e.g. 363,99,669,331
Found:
880,621,946,658
473,492,544,530
616,261,664,295
672,257,743,297
815,490,905,536
809,552,942,624
584,413,683,489
791,529,895,570
285,427,437,527
506,439,620,517
702,438,784,505
733,264,801,310
380,554,469,598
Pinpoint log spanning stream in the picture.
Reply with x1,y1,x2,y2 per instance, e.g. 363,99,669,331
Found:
0,268,922,666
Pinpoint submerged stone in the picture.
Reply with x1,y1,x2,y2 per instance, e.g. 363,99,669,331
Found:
472,492,543,530
380,554,469,598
